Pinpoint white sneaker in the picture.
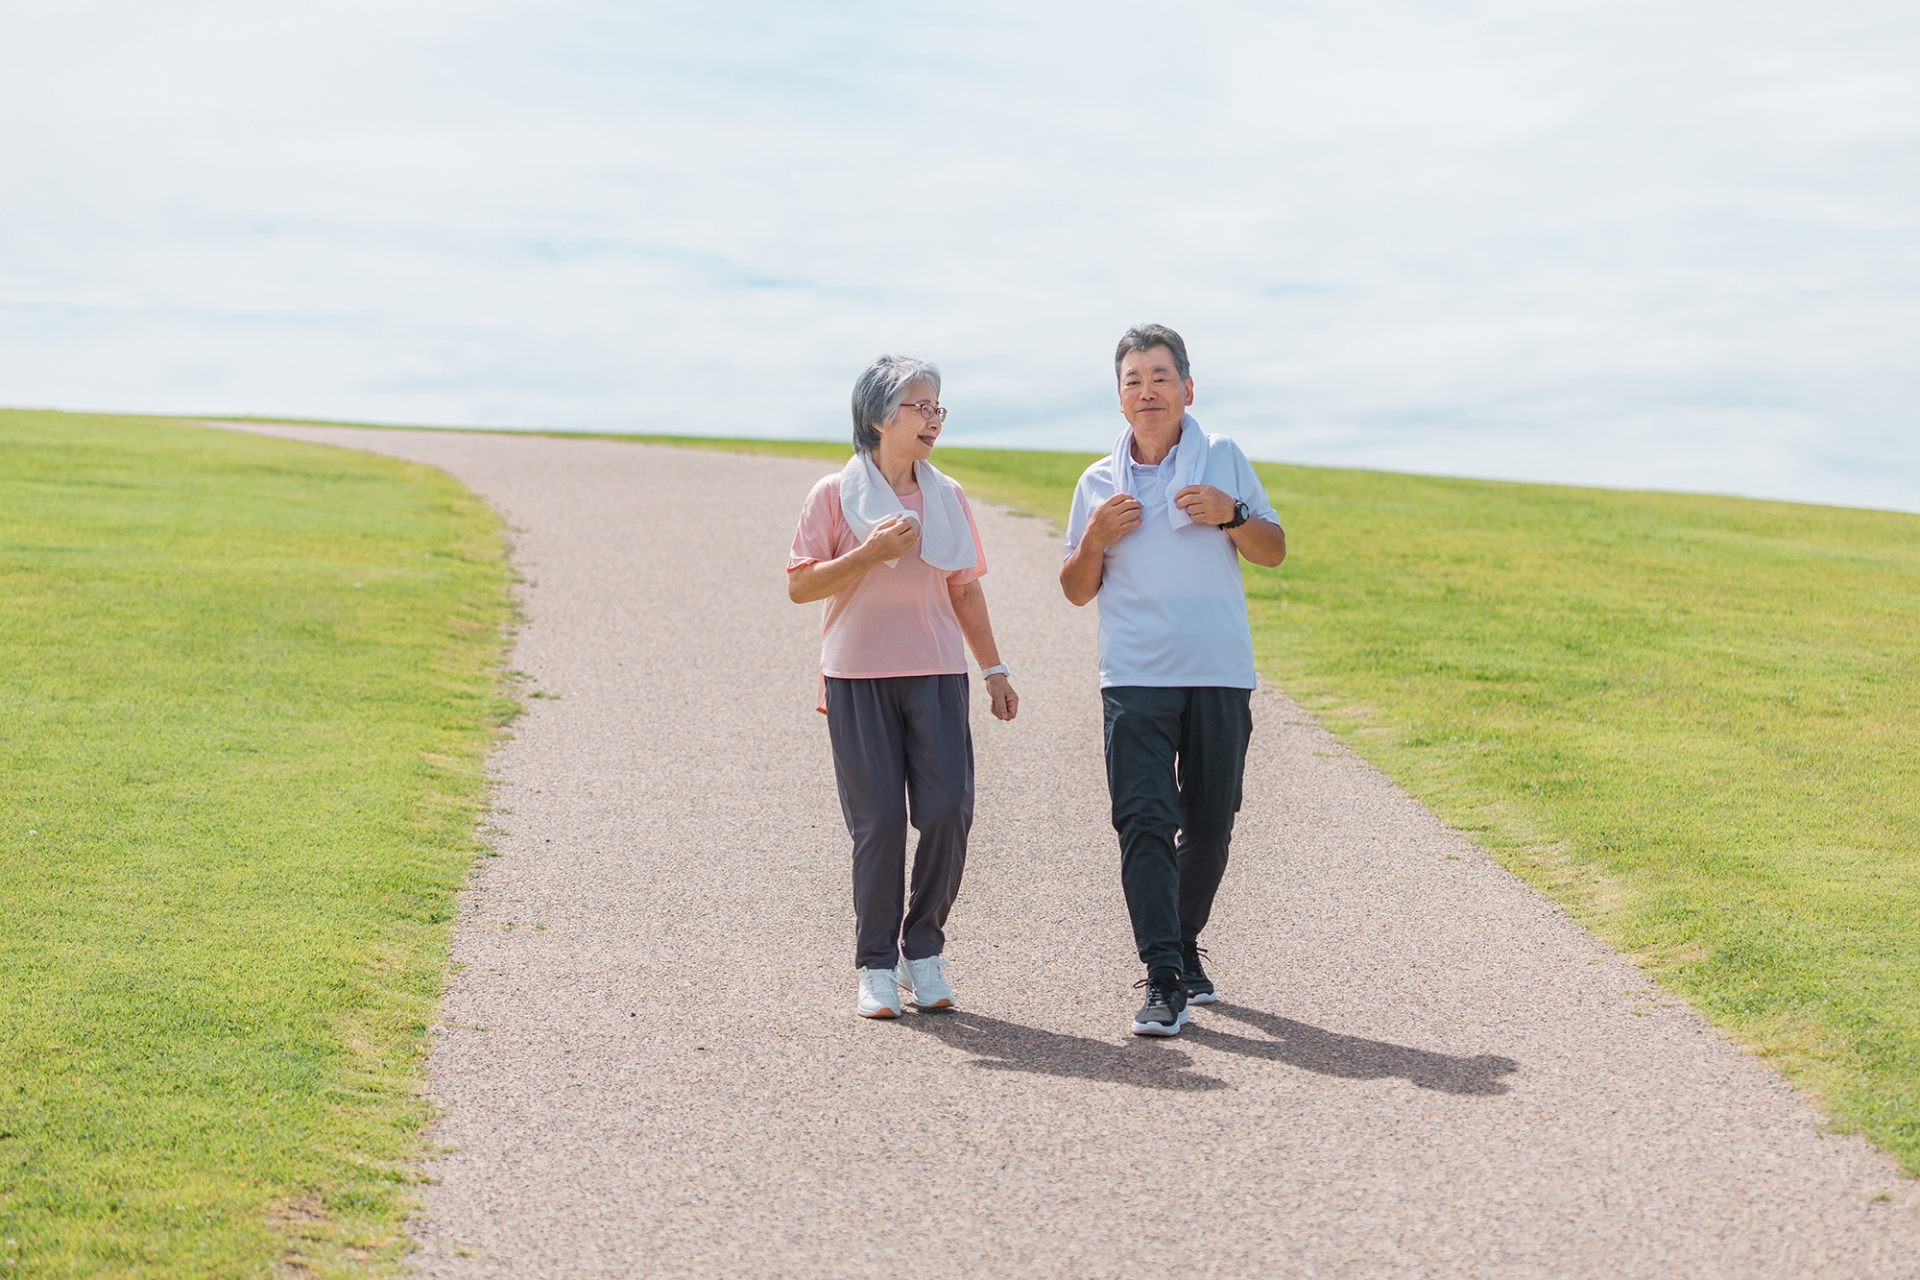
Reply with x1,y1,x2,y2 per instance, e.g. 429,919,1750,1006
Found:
856,967,902,1018
894,954,955,1009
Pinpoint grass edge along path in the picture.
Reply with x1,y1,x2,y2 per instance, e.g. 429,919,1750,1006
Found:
607,430,1920,1179
1,411,517,1276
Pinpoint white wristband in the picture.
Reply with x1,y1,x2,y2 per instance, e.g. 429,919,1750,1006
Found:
980,663,1011,679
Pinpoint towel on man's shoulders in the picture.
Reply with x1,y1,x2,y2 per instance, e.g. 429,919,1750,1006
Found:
838,451,978,572
1108,413,1214,529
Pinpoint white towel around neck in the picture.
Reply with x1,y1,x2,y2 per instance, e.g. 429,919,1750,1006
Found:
838,451,978,572
1109,413,1212,529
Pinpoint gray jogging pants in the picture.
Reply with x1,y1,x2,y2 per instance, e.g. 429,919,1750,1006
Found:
824,674,974,971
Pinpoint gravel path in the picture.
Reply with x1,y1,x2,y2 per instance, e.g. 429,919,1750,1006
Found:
232,425,1919,1278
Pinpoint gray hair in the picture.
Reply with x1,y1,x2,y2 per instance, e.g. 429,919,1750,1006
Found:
850,355,941,454
1114,323,1190,381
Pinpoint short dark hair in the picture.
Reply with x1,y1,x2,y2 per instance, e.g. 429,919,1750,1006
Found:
1114,324,1190,382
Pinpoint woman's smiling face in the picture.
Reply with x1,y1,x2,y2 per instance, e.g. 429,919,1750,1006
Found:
877,378,943,463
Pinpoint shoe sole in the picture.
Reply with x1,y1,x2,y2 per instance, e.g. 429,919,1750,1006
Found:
1131,1007,1191,1036
1187,991,1218,1005
892,977,948,1008
858,1005,900,1018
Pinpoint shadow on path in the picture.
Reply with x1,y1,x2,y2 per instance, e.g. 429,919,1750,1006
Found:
1190,1004,1519,1096
899,1009,1227,1091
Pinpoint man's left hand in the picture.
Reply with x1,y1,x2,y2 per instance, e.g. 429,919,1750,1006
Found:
1174,485,1237,526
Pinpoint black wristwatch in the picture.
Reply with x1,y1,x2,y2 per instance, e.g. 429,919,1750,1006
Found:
1219,500,1251,530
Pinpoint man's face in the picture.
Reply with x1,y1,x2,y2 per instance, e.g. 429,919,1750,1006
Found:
1117,346,1194,437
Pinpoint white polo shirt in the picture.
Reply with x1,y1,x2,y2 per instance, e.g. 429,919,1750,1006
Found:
1063,434,1276,689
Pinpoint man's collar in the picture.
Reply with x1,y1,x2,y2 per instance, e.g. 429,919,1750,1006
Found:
1130,440,1175,470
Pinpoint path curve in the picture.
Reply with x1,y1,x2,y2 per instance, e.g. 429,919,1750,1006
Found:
231,425,1919,1278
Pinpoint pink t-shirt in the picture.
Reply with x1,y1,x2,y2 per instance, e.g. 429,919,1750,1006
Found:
788,473,987,710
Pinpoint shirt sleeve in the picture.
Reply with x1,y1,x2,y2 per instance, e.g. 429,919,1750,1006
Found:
1063,466,1098,561
1230,442,1277,524
946,488,988,585
788,474,842,570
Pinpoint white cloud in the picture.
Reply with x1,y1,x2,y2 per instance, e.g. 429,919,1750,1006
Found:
2,0,1917,509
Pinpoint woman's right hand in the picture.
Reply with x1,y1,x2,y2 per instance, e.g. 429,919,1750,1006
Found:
860,514,919,564
789,514,920,602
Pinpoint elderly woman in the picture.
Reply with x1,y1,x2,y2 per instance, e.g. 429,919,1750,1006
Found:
788,355,1019,1019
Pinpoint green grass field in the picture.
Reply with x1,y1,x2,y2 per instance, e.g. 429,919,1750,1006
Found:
624,430,1920,1176
0,411,514,1275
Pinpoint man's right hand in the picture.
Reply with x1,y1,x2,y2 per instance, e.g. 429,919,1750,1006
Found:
860,513,919,563
1083,493,1144,549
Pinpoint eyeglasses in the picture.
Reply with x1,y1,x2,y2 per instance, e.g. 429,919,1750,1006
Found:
898,400,948,422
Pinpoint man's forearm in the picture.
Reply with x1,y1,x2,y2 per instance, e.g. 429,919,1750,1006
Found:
1229,518,1286,568
1059,540,1106,606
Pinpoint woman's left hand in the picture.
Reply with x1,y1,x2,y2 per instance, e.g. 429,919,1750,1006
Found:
986,673,1018,722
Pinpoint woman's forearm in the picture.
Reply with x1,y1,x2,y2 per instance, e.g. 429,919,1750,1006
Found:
948,581,1002,668
788,548,874,603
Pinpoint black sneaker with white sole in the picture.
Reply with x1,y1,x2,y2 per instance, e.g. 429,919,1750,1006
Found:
1131,974,1190,1037
1182,943,1217,1005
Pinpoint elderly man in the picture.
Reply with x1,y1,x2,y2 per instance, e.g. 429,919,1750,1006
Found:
1061,324,1286,1036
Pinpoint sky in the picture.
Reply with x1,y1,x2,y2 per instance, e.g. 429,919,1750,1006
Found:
3,0,1918,510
